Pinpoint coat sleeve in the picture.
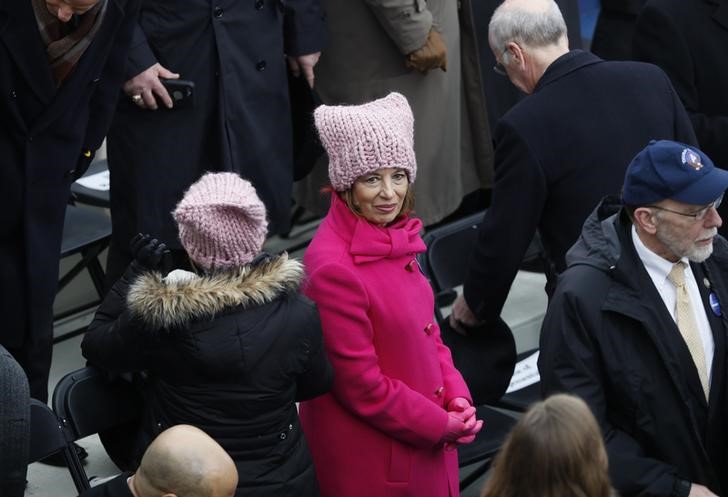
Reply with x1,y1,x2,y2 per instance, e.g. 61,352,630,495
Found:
633,4,727,163
363,0,432,55
463,120,548,324
79,0,141,178
306,263,449,448
294,301,335,401
281,0,328,56
81,263,151,373
123,22,159,80
539,286,683,497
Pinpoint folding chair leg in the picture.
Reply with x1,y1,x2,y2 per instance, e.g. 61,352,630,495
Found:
64,445,91,492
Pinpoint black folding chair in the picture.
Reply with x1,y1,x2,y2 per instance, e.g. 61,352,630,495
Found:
52,366,144,472
28,399,89,492
421,211,543,413
56,205,112,342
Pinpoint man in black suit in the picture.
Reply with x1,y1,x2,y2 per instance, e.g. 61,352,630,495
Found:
0,0,139,402
449,0,697,331
633,0,728,231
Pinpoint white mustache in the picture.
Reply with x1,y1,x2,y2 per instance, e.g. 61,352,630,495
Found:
699,229,718,241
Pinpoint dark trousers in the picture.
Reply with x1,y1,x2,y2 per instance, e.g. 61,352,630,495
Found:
5,327,53,403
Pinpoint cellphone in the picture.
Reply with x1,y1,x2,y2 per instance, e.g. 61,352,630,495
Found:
160,79,195,109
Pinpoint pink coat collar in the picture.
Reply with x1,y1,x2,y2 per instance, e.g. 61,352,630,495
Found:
327,194,426,264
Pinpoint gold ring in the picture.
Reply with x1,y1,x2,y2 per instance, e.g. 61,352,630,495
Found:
131,94,142,103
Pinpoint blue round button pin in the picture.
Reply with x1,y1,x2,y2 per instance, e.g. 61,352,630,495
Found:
709,292,721,317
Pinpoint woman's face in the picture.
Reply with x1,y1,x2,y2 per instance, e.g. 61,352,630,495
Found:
351,168,409,226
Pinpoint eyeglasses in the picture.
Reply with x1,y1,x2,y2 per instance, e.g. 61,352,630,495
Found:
493,48,509,76
647,194,723,221
493,60,507,76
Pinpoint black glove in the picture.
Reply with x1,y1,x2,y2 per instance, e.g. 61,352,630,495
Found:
129,233,170,271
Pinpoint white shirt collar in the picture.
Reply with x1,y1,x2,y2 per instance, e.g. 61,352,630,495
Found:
631,225,689,286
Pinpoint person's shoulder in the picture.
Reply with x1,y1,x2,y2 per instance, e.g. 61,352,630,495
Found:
304,230,352,271
708,235,728,269
640,0,689,17
553,263,612,304
593,58,665,79
78,473,134,497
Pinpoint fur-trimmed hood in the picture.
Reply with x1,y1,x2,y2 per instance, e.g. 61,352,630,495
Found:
127,254,304,329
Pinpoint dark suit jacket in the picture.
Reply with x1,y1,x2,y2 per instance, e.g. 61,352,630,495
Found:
633,0,728,172
78,473,133,497
463,50,697,323
0,1,139,348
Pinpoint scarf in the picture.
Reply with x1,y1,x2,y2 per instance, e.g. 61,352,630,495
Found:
31,0,108,86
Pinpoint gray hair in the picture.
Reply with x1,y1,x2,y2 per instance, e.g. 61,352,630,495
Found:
489,0,567,57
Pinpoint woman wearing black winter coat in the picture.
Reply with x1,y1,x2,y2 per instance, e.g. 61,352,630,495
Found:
82,172,333,497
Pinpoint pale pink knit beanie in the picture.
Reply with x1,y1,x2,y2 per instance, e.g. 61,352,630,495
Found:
314,92,417,191
173,172,268,271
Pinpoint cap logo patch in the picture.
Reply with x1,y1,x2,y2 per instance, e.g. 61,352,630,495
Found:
682,148,703,171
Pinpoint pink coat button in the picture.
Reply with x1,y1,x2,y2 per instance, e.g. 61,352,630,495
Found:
434,386,445,397
424,323,434,335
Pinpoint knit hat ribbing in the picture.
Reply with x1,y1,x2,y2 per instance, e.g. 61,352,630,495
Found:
314,92,417,191
173,172,268,270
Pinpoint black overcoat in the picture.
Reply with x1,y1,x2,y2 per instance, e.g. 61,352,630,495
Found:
106,0,327,254
539,198,728,497
0,0,139,392
82,254,333,497
462,50,697,324
633,0,728,171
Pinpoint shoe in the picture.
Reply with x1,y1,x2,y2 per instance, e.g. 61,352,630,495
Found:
38,442,88,466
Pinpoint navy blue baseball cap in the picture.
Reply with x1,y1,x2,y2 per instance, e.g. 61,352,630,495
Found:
622,140,728,206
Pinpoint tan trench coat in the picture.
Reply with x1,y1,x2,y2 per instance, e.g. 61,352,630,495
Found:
294,0,494,225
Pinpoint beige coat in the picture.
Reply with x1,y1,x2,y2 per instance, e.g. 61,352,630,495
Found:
294,0,494,225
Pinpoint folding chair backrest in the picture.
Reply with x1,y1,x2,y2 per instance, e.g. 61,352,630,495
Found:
28,399,89,492
420,211,485,298
52,366,143,441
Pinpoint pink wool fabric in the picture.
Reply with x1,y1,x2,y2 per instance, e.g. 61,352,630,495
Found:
314,92,417,191
299,194,471,497
173,172,268,270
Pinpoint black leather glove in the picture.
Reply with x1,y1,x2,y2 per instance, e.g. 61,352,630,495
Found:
129,233,170,271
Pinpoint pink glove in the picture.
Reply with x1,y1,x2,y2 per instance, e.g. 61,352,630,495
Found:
447,397,472,413
453,419,484,446
448,398,477,431
441,412,467,444
443,398,483,449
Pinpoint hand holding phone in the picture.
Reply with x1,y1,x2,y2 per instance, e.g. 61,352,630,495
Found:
159,79,195,110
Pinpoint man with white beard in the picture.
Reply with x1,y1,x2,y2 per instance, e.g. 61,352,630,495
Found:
539,140,728,497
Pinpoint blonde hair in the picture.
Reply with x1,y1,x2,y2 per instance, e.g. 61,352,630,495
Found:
480,394,617,497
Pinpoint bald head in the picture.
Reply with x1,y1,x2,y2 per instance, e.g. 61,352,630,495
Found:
131,425,238,497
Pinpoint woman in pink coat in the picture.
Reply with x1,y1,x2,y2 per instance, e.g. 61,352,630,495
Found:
299,93,483,497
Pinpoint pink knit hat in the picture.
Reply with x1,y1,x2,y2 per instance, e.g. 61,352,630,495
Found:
314,92,417,191
173,172,268,270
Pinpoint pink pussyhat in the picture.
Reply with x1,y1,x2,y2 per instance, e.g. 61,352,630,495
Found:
173,172,268,271
314,92,417,191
